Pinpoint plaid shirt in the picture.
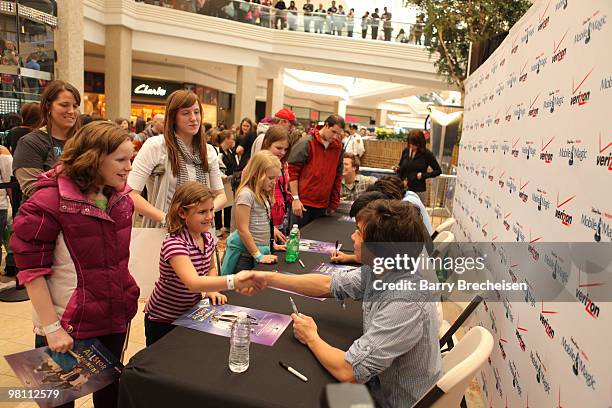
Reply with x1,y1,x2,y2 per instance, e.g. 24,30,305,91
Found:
341,174,376,201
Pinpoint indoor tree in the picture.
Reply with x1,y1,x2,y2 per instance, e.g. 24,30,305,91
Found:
406,0,531,93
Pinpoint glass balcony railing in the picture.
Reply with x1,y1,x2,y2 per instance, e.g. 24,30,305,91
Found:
134,0,427,45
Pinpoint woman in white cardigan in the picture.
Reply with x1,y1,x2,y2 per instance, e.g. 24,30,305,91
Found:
128,90,226,227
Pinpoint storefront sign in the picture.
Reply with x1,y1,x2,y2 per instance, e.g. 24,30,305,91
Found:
131,79,183,99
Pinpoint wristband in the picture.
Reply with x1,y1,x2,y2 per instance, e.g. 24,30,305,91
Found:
226,275,235,290
254,252,264,262
292,195,300,200
43,321,62,335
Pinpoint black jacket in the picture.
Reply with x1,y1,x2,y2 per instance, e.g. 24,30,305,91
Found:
398,148,441,192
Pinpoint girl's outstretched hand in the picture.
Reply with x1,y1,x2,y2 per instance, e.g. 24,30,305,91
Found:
234,270,268,295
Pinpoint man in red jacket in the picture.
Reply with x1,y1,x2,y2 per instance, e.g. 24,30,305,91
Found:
288,114,345,227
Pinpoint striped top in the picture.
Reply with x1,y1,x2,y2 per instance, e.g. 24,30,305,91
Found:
144,228,214,323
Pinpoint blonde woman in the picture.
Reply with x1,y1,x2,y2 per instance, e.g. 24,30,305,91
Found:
128,90,226,227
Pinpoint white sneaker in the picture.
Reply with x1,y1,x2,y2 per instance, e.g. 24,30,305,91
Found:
0,280,16,292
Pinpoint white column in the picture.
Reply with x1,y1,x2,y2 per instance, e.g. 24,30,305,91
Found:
376,109,388,126
266,76,284,117
105,26,133,120
55,0,84,100
234,66,257,124
334,100,347,118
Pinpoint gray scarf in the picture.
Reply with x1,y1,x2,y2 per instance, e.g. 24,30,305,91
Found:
176,138,209,187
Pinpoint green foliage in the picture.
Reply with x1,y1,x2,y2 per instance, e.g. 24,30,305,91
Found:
406,0,531,92
375,128,407,141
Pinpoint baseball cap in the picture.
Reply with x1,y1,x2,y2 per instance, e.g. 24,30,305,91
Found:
275,108,299,125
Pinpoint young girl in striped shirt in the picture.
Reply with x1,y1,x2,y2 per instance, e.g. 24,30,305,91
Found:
144,181,265,346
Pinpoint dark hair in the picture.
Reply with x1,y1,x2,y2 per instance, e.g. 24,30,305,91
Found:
203,122,213,133
356,200,428,258
39,80,81,139
262,125,291,163
214,129,234,145
20,103,41,129
407,129,426,150
135,117,146,133
59,121,132,193
3,113,21,130
238,118,254,136
324,114,346,130
79,114,92,127
344,152,360,172
366,176,405,200
114,117,128,126
350,191,386,218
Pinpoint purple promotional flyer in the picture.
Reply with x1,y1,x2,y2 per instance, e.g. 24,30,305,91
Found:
299,239,341,254
313,262,360,275
173,301,292,346
4,339,122,408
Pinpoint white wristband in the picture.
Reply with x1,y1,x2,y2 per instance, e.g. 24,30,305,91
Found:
226,274,235,290
43,321,62,335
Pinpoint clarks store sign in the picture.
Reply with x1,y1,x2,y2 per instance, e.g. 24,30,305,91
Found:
131,79,183,99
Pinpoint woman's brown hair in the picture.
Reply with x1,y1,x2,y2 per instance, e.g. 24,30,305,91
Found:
262,125,291,163
164,90,209,177
59,121,132,193
20,102,41,129
407,129,426,151
166,181,215,233
39,80,81,139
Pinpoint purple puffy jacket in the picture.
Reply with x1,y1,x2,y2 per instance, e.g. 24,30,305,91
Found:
11,169,140,339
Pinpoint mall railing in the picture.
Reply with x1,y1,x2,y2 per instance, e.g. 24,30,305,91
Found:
134,0,427,45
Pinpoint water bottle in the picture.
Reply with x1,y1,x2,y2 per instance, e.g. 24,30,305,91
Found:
228,312,250,373
285,224,300,263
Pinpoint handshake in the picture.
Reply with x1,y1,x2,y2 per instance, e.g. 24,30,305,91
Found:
232,270,270,296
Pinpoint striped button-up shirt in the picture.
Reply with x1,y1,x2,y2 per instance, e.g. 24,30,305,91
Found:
331,267,443,408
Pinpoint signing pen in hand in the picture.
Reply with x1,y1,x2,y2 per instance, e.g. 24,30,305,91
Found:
290,296,299,315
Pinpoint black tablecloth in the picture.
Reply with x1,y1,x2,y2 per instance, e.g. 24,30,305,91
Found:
119,290,362,408
119,216,363,408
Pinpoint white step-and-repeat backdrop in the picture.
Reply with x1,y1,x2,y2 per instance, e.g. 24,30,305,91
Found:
456,0,611,406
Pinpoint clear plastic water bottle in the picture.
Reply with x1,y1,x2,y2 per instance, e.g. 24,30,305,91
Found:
228,312,250,373
285,224,300,263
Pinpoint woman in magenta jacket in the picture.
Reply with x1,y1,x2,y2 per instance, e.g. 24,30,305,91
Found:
11,121,139,408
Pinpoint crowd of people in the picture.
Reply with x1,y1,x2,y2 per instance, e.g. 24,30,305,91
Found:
0,78,442,408
0,38,52,99
134,0,427,43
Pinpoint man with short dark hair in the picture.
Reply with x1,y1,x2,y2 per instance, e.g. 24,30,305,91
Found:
370,8,381,40
341,153,376,201
303,0,314,32
343,124,365,157
254,200,443,408
288,114,345,227
382,6,393,41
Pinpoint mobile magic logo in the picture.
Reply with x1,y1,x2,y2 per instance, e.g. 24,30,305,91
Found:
522,141,535,160
514,104,526,121
544,251,569,285
555,192,576,226
596,133,612,170
540,136,555,163
501,141,510,155
507,72,518,89
532,188,551,211
496,81,505,97
507,176,517,194
574,10,608,46
559,139,587,166
555,0,568,12
521,24,535,45
602,73,612,92
544,89,565,114
530,351,551,394
562,337,597,390
571,67,593,107
508,360,523,396
552,29,569,63
581,207,612,242
531,53,548,75
513,221,526,242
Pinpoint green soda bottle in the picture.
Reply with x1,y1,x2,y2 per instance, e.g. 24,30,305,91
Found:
285,224,300,263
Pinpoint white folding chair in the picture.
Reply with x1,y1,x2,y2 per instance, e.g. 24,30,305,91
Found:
412,326,494,408
431,217,456,240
